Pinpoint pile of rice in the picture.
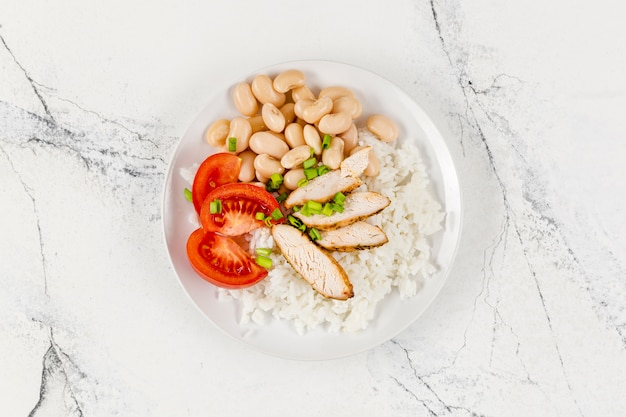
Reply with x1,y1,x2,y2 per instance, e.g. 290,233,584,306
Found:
216,129,445,334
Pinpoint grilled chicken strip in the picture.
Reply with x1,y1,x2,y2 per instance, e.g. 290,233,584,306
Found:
293,191,391,230
272,224,353,300
284,147,371,209
316,221,388,251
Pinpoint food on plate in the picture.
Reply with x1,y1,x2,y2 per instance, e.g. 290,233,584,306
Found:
186,228,268,289
272,224,353,300
191,153,241,214
292,191,390,230
182,67,444,333
314,222,388,252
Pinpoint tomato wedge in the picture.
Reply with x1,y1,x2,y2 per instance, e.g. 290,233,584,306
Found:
186,228,268,289
200,183,284,236
191,153,242,214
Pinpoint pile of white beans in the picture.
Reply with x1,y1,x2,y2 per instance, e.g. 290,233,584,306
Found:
204,69,398,190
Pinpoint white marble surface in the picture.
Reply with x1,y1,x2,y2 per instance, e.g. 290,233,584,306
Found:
1,0,625,416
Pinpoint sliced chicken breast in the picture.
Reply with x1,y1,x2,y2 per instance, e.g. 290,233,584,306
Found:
293,191,391,230
316,221,388,251
284,147,371,209
271,224,353,300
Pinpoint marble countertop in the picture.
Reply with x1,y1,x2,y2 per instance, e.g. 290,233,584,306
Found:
2,0,625,416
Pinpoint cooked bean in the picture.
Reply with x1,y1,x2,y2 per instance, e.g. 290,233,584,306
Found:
332,96,362,119
227,117,252,153
350,145,380,176
321,136,344,169
233,82,258,117
249,131,290,159
281,145,313,169
262,102,286,133
338,123,359,154
318,112,352,135
251,74,286,107
273,69,306,93
255,170,269,183
303,124,322,155
291,85,316,102
293,99,313,120
254,153,285,179
205,118,230,148
318,86,354,101
248,115,267,133
283,168,306,190
297,96,333,124
366,114,398,142
284,123,305,148
238,149,257,182
279,102,296,124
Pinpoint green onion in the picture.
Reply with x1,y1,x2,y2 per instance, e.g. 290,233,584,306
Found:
183,187,192,202
309,228,322,241
255,255,273,269
322,134,332,149
299,204,310,216
304,167,319,180
305,200,322,214
264,216,273,227
292,205,300,212
288,215,302,228
276,192,288,203
255,212,266,221
228,137,237,152
303,157,317,169
298,223,307,232
322,203,334,216
270,173,283,187
317,165,330,176
297,178,309,188
209,199,222,214
333,192,346,206
271,208,284,220
255,247,272,256
331,203,344,213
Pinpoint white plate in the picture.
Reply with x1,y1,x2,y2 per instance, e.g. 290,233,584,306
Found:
162,60,462,360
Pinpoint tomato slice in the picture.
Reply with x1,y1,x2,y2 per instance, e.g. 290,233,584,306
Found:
191,153,242,214
200,183,284,236
186,228,268,289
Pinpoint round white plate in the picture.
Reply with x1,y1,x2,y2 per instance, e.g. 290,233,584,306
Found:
162,60,462,360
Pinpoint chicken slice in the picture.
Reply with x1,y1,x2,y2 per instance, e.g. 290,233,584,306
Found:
284,147,371,209
293,191,391,230
272,224,353,300
316,221,388,251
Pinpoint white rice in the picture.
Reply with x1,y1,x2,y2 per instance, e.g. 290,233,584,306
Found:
215,129,445,334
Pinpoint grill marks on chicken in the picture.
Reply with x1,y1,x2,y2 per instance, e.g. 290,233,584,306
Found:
315,222,388,251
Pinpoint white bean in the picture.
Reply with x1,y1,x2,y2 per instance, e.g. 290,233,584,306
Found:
281,145,313,169
321,136,344,169
280,102,296,124
254,153,285,179
205,118,230,148
318,112,352,135
303,124,322,155
318,86,354,101
284,123,305,148
227,117,252,153
366,114,398,142
238,150,257,182
332,96,362,119
233,82,258,117
251,74,286,107
262,102,286,133
301,96,333,124
283,168,306,190
273,69,306,93
249,131,290,159
338,123,359,154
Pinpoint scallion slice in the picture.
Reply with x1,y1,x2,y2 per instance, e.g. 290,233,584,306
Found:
333,192,346,206
303,157,317,169
209,199,222,214
276,192,288,203
322,134,332,149
183,187,192,202
271,208,284,220
305,200,322,214
304,167,319,180
228,137,237,152
255,212,266,221
322,203,334,216
255,255,273,269
255,247,272,256
297,178,309,188
317,165,330,176
309,228,322,241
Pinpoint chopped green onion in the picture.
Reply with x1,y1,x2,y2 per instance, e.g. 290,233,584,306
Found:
255,212,266,221
304,167,319,180
276,192,288,203
333,192,346,206
271,208,284,220
255,255,273,269
270,173,283,187
309,228,322,241
255,247,272,256
331,203,344,213
209,199,222,214
322,134,332,149
228,137,237,152
317,165,330,176
298,223,307,232
288,215,302,228
183,187,192,202
305,200,322,214
292,205,301,212
297,178,309,188
322,203,334,216
264,216,273,227
303,157,317,169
